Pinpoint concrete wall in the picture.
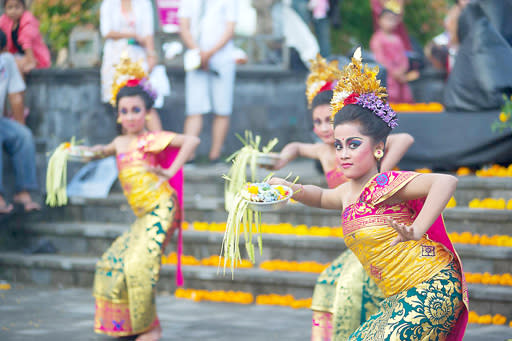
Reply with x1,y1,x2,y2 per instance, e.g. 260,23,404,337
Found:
2,66,444,198
24,67,314,157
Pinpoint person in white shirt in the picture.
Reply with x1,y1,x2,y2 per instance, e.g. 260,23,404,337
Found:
179,0,237,163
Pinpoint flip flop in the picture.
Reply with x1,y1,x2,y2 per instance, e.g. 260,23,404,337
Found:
13,200,41,212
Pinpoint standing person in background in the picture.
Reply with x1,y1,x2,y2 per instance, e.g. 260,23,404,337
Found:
370,9,418,103
100,0,162,131
291,0,340,58
179,0,237,164
370,0,412,52
0,0,51,74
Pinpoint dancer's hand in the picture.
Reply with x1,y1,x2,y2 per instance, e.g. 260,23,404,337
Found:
387,217,422,246
146,164,173,179
267,177,290,187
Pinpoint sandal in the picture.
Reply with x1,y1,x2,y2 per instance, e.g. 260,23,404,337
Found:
13,198,41,212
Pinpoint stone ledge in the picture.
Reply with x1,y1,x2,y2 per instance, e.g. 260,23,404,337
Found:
443,208,512,222
0,252,510,303
9,222,512,265
456,176,512,190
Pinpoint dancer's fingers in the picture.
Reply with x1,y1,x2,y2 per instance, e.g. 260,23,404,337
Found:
390,235,402,247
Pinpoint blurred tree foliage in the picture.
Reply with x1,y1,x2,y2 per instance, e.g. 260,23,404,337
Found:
31,0,101,52
331,0,450,55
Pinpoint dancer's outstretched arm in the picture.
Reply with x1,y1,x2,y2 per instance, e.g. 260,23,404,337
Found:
273,142,323,170
89,139,117,158
268,177,344,210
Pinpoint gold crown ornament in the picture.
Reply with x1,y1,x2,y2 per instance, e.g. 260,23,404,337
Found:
384,0,402,15
109,52,148,106
306,54,341,108
330,47,387,119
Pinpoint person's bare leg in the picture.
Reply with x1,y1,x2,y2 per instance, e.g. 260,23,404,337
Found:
135,324,162,341
209,115,229,161
184,114,203,160
146,108,163,131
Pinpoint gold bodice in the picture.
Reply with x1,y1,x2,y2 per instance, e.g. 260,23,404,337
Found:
116,132,176,217
342,172,453,297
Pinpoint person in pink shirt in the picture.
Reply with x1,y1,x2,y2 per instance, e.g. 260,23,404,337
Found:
370,9,418,103
370,0,412,52
0,0,51,75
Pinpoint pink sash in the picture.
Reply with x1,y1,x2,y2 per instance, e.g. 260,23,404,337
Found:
155,146,184,287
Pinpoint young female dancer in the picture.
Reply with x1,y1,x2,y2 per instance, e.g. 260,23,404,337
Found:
270,50,468,340
273,55,414,340
88,57,199,340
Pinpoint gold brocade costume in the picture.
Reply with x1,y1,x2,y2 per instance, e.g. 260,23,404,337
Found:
343,171,467,340
311,168,385,341
93,132,180,337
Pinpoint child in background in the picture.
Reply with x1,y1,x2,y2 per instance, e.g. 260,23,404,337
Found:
370,9,418,103
0,0,51,74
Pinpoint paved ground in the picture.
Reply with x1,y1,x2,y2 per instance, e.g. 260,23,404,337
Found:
0,286,511,341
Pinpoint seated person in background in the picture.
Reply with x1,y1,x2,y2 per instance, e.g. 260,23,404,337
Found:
0,30,40,213
0,0,51,75
370,9,418,103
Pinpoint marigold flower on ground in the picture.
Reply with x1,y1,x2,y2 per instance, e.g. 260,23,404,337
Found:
456,167,472,176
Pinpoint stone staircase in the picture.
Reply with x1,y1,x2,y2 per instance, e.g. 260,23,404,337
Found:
1,161,511,319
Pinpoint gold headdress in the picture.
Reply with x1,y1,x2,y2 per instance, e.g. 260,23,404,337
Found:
306,54,341,108
109,53,148,106
384,0,402,15
330,47,387,118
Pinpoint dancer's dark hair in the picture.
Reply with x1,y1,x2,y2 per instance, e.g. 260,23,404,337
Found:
115,85,155,110
311,90,333,110
333,104,391,144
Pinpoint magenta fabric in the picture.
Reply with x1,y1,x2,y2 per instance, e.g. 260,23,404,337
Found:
408,198,468,340
155,146,184,287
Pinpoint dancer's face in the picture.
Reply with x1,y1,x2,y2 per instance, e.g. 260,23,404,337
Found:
333,122,381,179
312,104,334,144
118,95,147,134
4,0,24,22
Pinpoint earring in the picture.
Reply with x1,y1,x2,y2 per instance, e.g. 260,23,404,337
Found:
145,116,151,122
374,149,384,160
116,116,122,124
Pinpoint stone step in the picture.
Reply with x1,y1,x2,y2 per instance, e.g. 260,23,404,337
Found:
22,193,512,236
8,222,512,274
182,163,512,206
0,252,510,317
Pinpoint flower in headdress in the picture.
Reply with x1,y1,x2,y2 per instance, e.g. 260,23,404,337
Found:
306,54,341,107
344,93,359,105
109,53,149,106
126,79,140,87
331,47,387,119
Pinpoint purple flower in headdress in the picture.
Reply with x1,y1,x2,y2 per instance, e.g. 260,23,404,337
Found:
355,93,398,129
138,77,158,101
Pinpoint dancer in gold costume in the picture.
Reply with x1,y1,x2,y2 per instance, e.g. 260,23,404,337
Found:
273,54,413,340
270,49,468,340
89,56,199,340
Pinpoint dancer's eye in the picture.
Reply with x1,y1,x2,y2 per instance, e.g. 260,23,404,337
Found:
133,106,142,113
349,141,361,149
334,141,342,151
120,108,128,114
